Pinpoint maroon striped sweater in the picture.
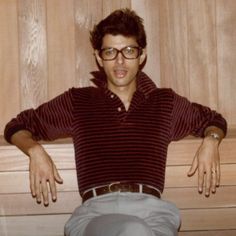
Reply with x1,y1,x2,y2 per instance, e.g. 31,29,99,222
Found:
4,71,227,195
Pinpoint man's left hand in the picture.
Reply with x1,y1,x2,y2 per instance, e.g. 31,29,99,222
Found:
187,136,220,196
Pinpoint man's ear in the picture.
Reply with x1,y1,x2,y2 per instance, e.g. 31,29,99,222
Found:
139,48,147,65
94,50,103,68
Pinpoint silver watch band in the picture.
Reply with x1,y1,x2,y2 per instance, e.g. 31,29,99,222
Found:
208,132,220,140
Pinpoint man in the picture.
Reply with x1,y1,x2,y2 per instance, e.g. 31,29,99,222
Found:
4,9,227,236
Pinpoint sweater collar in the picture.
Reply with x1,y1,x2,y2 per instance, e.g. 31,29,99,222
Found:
90,70,157,98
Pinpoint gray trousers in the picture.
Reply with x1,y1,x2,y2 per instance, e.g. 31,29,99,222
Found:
64,192,181,236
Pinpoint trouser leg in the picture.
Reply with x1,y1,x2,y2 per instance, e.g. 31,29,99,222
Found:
64,192,180,236
83,213,154,236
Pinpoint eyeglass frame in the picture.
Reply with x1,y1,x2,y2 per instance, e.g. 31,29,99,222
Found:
98,46,143,61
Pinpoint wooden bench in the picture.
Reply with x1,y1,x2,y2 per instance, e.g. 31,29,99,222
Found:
0,130,236,236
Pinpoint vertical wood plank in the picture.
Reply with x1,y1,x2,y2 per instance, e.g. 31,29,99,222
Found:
102,0,131,17
0,0,20,134
216,0,236,128
132,0,161,86
158,0,189,97
1,0,235,133
187,0,218,109
74,0,103,87
46,0,76,99
18,0,48,109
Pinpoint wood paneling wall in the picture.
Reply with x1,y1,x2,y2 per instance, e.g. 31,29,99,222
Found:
0,0,236,133
1,135,236,235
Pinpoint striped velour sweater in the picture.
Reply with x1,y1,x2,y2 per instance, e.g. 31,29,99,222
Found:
4,71,227,195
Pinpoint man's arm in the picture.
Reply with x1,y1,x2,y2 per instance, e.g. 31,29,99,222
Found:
11,130,63,206
188,126,225,196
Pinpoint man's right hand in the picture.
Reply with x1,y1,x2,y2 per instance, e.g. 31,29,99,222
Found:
11,130,63,206
28,144,63,205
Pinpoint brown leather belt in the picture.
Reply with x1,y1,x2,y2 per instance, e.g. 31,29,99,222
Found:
82,182,161,203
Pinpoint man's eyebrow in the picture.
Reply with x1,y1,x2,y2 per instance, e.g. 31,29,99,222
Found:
101,45,139,49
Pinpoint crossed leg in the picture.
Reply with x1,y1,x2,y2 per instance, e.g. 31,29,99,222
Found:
83,214,154,236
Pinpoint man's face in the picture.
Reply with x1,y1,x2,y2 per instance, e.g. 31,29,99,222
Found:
95,34,146,93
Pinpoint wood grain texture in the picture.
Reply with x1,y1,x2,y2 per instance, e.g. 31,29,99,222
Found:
0,143,75,171
0,209,236,235
74,0,103,88
0,215,69,236
132,0,161,86
179,230,236,236
163,186,236,209
0,163,235,194
0,134,235,234
0,192,81,216
165,163,236,188
46,0,76,99
0,0,236,133
0,0,20,134
216,0,236,127
158,0,189,97
102,0,131,17
0,1,236,235
0,170,78,194
1,135,235,172
1,186,236,216
17,0,48,109
181,208,236,230
167,136,236,165
187,0,218,109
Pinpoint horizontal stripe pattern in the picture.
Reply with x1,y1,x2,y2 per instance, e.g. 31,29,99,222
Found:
4,72,227,195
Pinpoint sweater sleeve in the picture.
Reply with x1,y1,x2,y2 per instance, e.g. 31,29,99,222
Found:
169,90,227,141
4,88,74,143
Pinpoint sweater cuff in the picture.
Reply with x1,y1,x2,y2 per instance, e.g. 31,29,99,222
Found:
207,120,227,137
4,124,28,144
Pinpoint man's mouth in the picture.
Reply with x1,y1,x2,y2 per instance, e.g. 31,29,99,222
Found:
114,69,127,78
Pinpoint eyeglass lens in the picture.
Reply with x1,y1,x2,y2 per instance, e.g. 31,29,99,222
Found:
99,46,142,60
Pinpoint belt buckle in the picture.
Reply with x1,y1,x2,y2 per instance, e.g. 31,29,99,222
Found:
108,182,132,192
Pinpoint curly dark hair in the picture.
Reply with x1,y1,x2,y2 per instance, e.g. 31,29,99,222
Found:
90,8,147,50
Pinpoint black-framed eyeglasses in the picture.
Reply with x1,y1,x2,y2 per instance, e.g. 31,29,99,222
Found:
99,46,143,61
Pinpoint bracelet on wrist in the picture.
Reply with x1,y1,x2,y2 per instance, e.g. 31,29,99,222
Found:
207,132,220,141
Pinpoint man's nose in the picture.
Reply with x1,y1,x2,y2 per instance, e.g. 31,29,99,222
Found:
115,51,125,64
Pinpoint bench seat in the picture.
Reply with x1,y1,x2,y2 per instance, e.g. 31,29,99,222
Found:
0,130,235,235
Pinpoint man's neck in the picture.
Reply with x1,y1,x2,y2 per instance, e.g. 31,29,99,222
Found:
108,84,136,111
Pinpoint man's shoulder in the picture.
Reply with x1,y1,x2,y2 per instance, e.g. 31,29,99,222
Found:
151,87,175,97
69,86,103,101
70,86,100,94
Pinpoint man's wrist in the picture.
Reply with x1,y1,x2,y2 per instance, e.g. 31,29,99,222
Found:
207,132,220,141
204,135,220,147
204,126,225,144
